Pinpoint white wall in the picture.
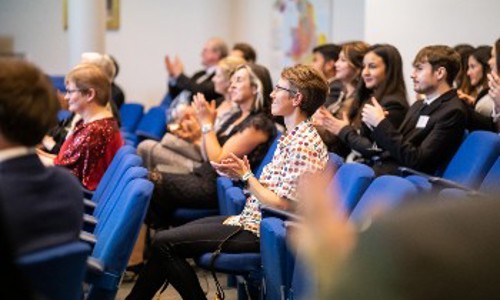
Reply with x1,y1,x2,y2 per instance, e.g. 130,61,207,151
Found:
1,0,499,108
364,0,500,103
332,0,365,43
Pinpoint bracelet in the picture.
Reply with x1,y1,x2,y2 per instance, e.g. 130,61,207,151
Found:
201,123,213,134
241,171,254,182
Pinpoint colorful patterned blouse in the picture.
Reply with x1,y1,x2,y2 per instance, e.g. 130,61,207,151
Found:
224,119,328,236
54,117,123,191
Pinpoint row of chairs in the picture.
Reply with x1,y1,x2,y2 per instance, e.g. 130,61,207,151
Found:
120,104,167,147
17,145,154,300
198,130,500,300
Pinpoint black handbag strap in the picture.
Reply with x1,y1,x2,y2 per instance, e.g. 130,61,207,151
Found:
209,226,244,300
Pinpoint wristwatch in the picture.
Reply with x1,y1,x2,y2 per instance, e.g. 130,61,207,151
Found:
201,123,213,134
241,171,254,183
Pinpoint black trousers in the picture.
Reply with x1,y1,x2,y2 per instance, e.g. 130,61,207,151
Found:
125,216,260,300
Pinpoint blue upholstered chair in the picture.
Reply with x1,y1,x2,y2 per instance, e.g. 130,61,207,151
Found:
119,103,144,134
17,241,91,300
288,174,418,300
134,106,167,144
440,157,500,198
84,178,154,300
400,130,500,193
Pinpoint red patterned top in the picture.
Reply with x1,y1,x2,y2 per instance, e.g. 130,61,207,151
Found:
54,117,123,191
225,119,328,236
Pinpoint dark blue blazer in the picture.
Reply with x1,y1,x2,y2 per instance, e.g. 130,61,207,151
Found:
0,154,83,256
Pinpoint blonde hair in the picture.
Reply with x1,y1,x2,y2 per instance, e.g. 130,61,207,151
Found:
65,63,111,107
218,56,246,79
80,52,116,82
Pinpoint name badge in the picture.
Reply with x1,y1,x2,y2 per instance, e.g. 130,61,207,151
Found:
416,115,429,128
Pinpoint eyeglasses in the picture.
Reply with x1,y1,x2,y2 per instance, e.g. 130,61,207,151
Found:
274,84,298,95
65,89,85,95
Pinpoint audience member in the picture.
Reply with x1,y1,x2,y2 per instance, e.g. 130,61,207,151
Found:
37,63,124,191
313,44,409,162
137,56,246,175
146,63,276,229
0,58,83,257
458,45,496,131
231,42,257,63
453,43,475,94
488,37,500,132
362,45,467,175
0,195,41,299
125,63,330,300
165,37,228,119
109,54,126,108
458,46,494,114
314,41,370,157
41,52,123,155
311,43,343,107
80,52,122,121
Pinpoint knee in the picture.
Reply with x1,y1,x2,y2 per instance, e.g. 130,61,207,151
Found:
137,140,158,157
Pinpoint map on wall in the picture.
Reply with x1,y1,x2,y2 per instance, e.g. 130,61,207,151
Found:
271,0,332,79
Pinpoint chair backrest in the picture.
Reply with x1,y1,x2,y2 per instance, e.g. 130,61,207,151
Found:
254,131,282,178
260,217,295,300
17,241,91,300
119,103,144,133
350,175,417,224
92,152,142,206
478,157,500,194
91,145,137,202
332,162,375,214
94,166,148,227
135,106,167,141
86,178,153,299
442,130,500,189
50,75,66,93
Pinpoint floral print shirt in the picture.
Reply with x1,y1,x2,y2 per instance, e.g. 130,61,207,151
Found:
224,119,328,236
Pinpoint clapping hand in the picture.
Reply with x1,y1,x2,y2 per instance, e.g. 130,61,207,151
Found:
210,153,251,180
362,97,387,129
312,106,349,135
488,72,500,107
164,55,184,78
192,92,217,126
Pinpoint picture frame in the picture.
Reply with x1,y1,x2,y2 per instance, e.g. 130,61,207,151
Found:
63,0,120,31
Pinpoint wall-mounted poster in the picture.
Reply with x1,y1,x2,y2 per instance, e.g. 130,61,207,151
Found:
271,0,332,79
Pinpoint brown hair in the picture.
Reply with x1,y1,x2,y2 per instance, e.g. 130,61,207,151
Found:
0,58,59,146
413,45,461,87
281,64,329,117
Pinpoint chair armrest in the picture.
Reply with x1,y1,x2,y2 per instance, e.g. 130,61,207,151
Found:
84,199,96,215
398,166,472,191
80,231,96,246
82,187,94,199
86,256,104,274
83,214,98,233
261,205,302,222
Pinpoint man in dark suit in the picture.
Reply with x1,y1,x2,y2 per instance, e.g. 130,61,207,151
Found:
362,45,467,175
165,37,228,104
0,58,83,256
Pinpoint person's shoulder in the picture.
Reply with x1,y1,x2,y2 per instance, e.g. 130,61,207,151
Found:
49,166,82,188
380,93,409,108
